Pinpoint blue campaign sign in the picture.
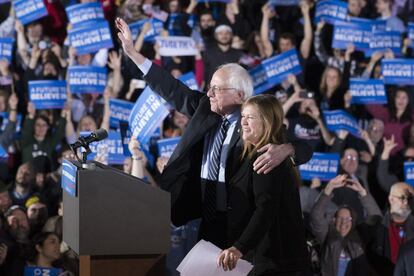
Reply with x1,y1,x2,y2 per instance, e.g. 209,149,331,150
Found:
349,78,387,104
0,112,22,135
332,21,371,52
249,64,276,95
178,72,199,91
68,66,107,94
268,0,300,6
299,152,340,181
128,86,170,146
261,49,302,86
69,21,113,55
368,31,402,56
0,38,13,62
85,130,126,164
157,137,181,158
109,98,135,129
61,159,77,197
119,120,132,156
408,23,414,46
314,0,348,25
381,59,414,85
404,162,414,187
323,109,361,137
29,80,67,110
129,18,164,42
14,0,48,25
66,2,105,28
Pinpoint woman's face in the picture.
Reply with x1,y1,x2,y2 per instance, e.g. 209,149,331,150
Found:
34,118,49,138
395,90,409,111
38,234,61,262
173,111,189,130
335,208,353,237
169,0,179,13
79,116,97,132
325,68,340,90
241,104,263,145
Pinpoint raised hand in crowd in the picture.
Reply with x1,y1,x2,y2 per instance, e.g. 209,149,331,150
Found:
324,174,348,196
345,178,368,197
185,0,198,14
0,243,8,266
384,49,395,59
306,104,335,146
315,20,325,34
134,21,152,53
217,246,243,272
128,136,145,179
344,43,355,62
360,129,376,156
381,135,398,160
27,101,36,119
108,50,122,97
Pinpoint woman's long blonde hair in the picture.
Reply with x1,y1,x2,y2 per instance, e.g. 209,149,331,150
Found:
241,94,285,160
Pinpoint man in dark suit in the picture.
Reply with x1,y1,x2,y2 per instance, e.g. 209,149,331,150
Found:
116,18,312,249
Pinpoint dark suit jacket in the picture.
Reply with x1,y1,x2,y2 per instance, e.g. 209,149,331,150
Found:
227,156,309,274
394,239,414,276
143,63,312,227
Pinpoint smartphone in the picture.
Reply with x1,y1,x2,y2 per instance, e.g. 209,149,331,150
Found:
300,91,315,99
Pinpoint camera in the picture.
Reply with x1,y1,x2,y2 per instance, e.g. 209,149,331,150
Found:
38,40,51,50
299,91,315,99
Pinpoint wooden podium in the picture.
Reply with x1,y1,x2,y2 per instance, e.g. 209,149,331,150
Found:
62,161,171,276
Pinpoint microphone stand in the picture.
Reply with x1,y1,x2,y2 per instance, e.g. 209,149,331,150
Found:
69,136,96,170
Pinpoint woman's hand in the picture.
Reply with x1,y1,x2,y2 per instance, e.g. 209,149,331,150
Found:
217,246,243,271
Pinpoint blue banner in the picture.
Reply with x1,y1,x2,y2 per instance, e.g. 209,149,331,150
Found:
404,162,414,187
69,21,113,55
119,120,132,156
29,80,67,110
368,31,402,56
349,78,387,104
14,0,48,25
68,66,107,94
81,130,126,164
178,72,199,91
65,2,105,28
350,17,387,32
129,18,164,42
0,38,13,62
323,109,361,137
332,21,371,51
61,159,77,197
261,49,302,86
381,59,414,85
109,99,134,129
0,112,22,135
268,0,300,6
157,137,181,158
314,0,348,25
248,64,276,95
409,23,414,46
128,86,170,147
299,152,340,181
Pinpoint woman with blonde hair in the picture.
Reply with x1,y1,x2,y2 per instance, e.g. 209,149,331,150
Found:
217,94,309,275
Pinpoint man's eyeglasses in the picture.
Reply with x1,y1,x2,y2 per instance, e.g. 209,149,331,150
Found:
344,155,358,161
391,194,413,203
207,85,237,96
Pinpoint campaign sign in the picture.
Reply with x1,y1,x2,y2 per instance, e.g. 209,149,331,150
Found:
261,49,302,86
68,66,107,94
349,78,387,104
109,98,134,129
66,2,105,28
156,36,198,56
0,38,13,62
268,0,300,6
368,31,402,56
13,0,48,25
408,23,414,45
323,109,360,137
29,80,67,110
82,130,126,164
0,112,22,135
314,0,348,25
69,21,113,55
299,152,340,181
404,162,414,187
381,59,414,85
61,159,77,197
157,137,181,158
129,18,164,42
119,120,132,156
332,21,371,51
128,86,170,146
178,72,199,91
249,64,275,94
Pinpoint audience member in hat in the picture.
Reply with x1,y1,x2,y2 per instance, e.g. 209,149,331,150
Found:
25,195,48,237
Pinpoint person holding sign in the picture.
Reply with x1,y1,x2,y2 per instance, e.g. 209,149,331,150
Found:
216,95,309,275
117,17,312,250
310,174,382,276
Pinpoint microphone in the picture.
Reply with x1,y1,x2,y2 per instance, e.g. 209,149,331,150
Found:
70,129,108,150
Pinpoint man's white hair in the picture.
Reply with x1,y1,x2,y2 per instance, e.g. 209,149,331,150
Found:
217,63,253,100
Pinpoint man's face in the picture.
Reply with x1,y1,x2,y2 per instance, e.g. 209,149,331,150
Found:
389,186,412,222
215,30,232,46
0,191,11,214
15,163,33,188
348,0,362,16
278,38,294,53
368,120,384,144
340,149,359,175
207,69,244,116
7,209,30,242
27,202,47,220
200,14,215,30
335,208,353,237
